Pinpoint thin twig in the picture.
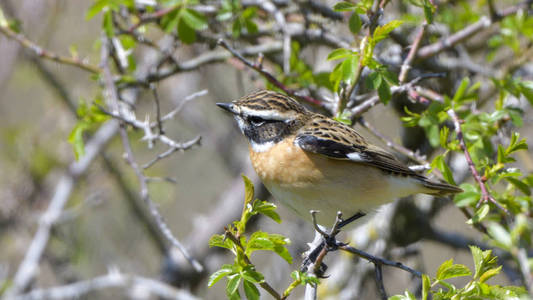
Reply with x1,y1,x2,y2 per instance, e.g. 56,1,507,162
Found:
142,136,202,169
338,245,422,278
127,4,182,33
447,109,508,214
348,73,443,119
97,106,202,168
217,39,323,107
417,0,532,59
150,84,164,135
0,22,100,73
358,117,428,165
399,23,427,84
4,120,120,297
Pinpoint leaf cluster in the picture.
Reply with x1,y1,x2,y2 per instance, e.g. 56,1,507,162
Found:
391,246,528,300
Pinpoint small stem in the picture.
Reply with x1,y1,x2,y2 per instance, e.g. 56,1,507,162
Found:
217,39,323,107
448,109,508,214
224,229,282,300
0,23,101,73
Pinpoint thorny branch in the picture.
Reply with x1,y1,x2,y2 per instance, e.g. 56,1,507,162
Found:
447,109,509,214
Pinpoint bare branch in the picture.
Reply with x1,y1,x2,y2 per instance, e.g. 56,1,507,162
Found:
447,109,508,214
5,120,120,297
417,1,532,59
0,21,100,73
99,35,203,273
217,39,323,107
11,270,198,300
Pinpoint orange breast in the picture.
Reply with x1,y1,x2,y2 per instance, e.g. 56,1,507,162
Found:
248,137,324,184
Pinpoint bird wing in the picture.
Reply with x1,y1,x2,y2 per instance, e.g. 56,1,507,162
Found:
294,115,422,178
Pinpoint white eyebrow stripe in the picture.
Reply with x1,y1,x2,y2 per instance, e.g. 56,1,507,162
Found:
239,107,296,121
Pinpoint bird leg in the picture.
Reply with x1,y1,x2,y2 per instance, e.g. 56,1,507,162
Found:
301,211,366,277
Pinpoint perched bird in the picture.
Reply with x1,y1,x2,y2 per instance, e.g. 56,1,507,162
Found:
217,90,462,226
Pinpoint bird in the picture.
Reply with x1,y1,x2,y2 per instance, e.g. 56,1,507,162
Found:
217,90,462,227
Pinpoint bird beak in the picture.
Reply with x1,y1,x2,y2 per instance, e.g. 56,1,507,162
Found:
216,102,237,114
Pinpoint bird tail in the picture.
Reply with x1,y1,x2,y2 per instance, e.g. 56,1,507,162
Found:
419,179,463,196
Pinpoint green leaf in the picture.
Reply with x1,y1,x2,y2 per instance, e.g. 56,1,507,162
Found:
506,132,528,155
505,177,531,195
208,264,235,287
327,48,354,61
68,122,90,160
232,18,242,38
252,200,281,223
436,259,472,280
246,232,292,264
519,80,533,104
162,9,180,33
422,274,430,300
466,204,490,225
434,155,456,185
341,55,358,85
454,190,480,207
181,8,208,30
378,67,399,86
243,280,260,300
209,234,233,250
372,20,404,44
241,266,264,284
377,80,392,104
470,245,484,278
488,222,512,250
348,13,362,34
291,270,319,285
244,19,258,34
177,17,196,43
103,10,114,37
242,175,255,206
226,274,242,297
365,72,382,90
423,0,435,24
452,77,470,103
479,266,501,283
86,0,109,20
333,1,356,11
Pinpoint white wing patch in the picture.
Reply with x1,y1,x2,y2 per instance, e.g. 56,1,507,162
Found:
347,152,367,162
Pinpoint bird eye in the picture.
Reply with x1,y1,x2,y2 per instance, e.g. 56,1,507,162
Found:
249,116,265,126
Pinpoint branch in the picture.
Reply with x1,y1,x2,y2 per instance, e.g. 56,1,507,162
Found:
398,23,427,84
447,109,508,214
303,211,421,300
417,1,532,59
348,73,442,119
358,117,429,165
99,36,203,273
217,39,323,107
0,21,100,73
11,270,198,300
5,120,120,297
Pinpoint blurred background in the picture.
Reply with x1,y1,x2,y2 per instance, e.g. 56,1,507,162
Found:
1,0,532,299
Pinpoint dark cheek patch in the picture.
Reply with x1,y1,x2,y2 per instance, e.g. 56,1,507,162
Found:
244,121,289,145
